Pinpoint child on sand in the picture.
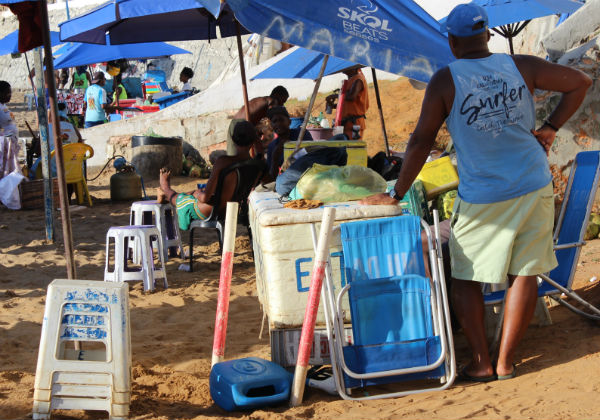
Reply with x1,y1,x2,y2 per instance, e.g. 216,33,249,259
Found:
157,120,259,230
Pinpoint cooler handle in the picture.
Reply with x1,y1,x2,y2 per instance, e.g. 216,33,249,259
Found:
231,383,289,406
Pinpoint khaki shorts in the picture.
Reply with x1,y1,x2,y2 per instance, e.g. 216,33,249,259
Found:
449,182,557,284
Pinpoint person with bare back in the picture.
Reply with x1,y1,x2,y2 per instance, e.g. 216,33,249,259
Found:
158,120,259,230
226,85,289,155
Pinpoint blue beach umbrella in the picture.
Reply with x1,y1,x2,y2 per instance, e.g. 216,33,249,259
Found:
251,46,394,156
439,0,584,54
0,29,60,55
53,39,191,69
251,48,360,81
58,0,255,120
226,0,453,83
59,0,245,44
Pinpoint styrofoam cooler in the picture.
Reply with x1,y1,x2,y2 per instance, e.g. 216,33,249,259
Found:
210,358,291,411
248,191,402,330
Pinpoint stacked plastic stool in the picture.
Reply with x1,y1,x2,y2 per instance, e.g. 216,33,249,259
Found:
104,225,168,292
32,279,131,420
130,201,184,261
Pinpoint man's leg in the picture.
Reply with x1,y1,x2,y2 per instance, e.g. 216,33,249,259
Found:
158,168,178,206
496,274,538,377
451,278,494,378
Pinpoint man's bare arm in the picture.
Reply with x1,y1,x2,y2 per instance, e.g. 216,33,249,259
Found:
514,55,591,153
360,68,450,205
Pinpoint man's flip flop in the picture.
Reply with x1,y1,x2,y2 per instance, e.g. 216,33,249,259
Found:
457,366,497,383
496,364,517,381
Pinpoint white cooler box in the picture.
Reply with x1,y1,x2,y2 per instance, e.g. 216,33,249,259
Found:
248,191,403,366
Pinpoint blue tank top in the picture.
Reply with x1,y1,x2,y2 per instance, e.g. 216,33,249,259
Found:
446,53,551,204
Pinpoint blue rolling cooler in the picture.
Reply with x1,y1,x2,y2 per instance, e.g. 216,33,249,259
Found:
210,357,292,411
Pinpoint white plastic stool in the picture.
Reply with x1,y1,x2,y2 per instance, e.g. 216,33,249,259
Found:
104,225,167,292
32,279,131,420
130,201,184,261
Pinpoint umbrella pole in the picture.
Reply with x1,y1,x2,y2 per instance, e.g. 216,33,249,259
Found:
508,36,514,55
33,48,54,242
39,0,76,279
371,68,390,157
294,55,329,157
24,52,38,108
235,20,250,121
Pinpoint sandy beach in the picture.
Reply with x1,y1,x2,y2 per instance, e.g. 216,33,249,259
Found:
1,168,599,420
1,85,600,419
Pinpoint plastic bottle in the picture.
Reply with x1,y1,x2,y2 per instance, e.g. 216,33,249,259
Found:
318,111,324,123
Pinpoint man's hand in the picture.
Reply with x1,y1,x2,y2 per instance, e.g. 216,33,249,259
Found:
531,125,556,156
192,189,206,203
359,193,398,206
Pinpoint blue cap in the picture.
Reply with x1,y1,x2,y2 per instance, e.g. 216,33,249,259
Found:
442,3,488,37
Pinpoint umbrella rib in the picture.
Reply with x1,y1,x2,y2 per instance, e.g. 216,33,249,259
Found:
512,20,531,37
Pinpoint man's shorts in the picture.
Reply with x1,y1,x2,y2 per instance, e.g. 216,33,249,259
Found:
175,193,207,231
449,182,557,284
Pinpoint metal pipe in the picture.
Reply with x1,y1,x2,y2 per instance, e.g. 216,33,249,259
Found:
39,0,76,279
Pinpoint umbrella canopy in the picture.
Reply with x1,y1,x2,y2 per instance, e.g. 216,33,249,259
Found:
59,0,247,45
0,29,60,55
439,0,583,54
226,0,453,83
53,39,191,69
251,47,360,80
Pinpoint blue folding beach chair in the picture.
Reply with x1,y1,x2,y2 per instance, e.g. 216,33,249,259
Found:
317,213,455,400
484,151,600,322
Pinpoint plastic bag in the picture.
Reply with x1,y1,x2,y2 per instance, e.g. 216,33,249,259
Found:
0,170,26,210
295,164,387,203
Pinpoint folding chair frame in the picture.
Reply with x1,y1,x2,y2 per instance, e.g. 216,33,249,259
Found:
311,210,456,400
485,151,600,352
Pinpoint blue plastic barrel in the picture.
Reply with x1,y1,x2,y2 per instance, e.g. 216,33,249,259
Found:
210,357,292,411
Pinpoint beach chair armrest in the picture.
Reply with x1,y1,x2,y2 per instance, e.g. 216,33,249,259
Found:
553,241,585,251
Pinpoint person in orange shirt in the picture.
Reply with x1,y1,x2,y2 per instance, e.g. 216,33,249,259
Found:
326,67,369,139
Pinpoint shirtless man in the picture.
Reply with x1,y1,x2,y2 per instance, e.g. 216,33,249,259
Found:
226,85,289,155
158,120,259,230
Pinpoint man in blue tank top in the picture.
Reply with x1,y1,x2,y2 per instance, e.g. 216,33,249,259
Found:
361,4,591,381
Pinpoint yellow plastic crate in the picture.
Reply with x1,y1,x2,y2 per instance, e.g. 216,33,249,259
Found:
283,140,367,167
416,156,459,199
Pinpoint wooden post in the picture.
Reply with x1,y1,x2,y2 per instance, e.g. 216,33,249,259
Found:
33,48,53,242
282,54,329,172
211,202,239,366
371,68,390,157
290,207,336,407
235,20,251,122
295,55,329,152
39,0,76,279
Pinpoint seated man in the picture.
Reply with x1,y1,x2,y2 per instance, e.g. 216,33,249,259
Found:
157,120,259,230
265,106,313,181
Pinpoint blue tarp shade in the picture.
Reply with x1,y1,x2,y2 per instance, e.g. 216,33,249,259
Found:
53,39,190,69
0,30,60,56
252,47,360,80
227,0,454,83
59,0,248,45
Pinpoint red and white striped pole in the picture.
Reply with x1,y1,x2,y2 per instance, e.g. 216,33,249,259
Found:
211,201,239,367
290,207,336,406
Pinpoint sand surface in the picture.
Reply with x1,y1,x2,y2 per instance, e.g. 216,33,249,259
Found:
1,88,600,419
